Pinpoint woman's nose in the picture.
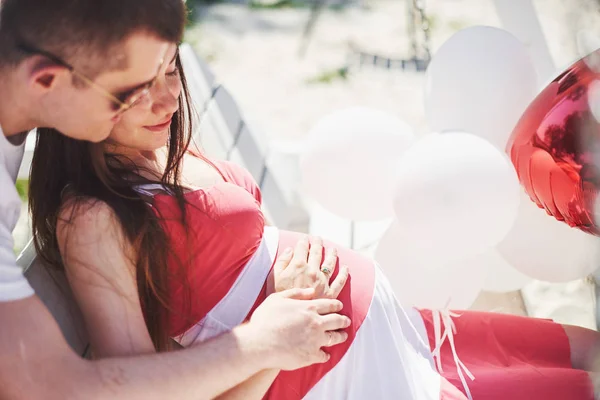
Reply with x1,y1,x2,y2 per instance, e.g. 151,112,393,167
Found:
150,80,180,115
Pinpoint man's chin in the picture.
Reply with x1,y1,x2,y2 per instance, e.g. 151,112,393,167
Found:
58,126,112,143
86,131,112,143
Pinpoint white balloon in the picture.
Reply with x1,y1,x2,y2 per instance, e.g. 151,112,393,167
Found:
576,30,600,73
481,249,532,293
393,132,520,261
498,191,600,282
300,107,415,221
375,222,486,309
425,26,538,150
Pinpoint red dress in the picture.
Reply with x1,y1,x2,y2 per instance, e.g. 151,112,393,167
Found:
139,158,593,400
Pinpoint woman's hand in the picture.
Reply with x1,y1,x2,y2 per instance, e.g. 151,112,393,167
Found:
269,236,349,299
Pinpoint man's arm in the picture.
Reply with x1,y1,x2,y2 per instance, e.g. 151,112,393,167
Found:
214,370,280,400
0,285,348,400
0,295,273,400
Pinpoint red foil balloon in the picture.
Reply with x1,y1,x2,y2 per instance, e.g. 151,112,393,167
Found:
507,50,600,235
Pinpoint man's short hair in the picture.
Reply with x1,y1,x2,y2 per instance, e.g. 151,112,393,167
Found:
0,0,186,75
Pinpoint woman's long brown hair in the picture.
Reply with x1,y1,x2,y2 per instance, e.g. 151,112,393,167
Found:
29,56,193,351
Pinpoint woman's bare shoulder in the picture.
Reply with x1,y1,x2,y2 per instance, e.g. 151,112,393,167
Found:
56,195,133,277
57,195,118,237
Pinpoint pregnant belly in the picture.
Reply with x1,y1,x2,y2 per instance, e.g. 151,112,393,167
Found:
261,230,377,399
275,230,376,318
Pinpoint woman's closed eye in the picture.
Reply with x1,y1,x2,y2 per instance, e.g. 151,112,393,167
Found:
166,68,179,78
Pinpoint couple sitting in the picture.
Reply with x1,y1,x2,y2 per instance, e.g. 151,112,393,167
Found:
28,45,600,400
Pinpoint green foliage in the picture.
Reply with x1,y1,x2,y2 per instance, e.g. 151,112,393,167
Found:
248,0,350,11
185,0,225,27
13,179,29,255
306,67,349,84
447,18,469,32
426,13,438,32
249,0,311,9
15,179,28,203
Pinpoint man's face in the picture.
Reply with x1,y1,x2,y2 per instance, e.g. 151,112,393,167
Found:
38,32,171,143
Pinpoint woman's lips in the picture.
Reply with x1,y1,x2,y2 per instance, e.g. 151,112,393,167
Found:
144,116,173,132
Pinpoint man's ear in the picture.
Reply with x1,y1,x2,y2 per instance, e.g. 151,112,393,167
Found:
28,60,69,92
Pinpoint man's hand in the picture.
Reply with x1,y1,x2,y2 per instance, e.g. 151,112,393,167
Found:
248,288,351,370
271,236,349,299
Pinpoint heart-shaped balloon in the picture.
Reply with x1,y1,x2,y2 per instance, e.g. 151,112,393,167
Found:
507,48,600,235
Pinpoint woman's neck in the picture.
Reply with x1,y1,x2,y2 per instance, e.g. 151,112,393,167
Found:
102,143,167,181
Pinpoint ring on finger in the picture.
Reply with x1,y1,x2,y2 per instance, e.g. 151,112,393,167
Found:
321,266,332,276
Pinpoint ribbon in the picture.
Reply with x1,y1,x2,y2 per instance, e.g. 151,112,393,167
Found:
430,305,475,400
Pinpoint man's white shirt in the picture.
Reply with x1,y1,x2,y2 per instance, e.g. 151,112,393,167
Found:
0,126,34,301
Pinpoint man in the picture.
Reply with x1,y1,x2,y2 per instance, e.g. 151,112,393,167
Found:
0,0,349,398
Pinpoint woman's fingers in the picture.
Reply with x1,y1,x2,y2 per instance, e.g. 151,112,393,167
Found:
328,265,348,298
273,247,294,273
319,247,338,281
291,236,310,266
307,236,324,275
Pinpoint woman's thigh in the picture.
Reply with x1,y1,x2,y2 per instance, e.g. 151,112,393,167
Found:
419,310,573,368
466,367,594,400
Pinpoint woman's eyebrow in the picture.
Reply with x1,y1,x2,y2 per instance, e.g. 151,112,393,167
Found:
168,49,179,65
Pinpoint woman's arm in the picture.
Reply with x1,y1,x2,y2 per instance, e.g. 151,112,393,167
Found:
57,199,157,357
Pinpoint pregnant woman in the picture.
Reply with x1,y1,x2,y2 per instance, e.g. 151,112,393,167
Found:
29,46,599,400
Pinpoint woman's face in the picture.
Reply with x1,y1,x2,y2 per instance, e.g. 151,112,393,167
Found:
105,45,182,152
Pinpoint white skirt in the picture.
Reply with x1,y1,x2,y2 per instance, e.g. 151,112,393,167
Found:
304,265,442,399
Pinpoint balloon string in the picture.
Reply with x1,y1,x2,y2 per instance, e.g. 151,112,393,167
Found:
431,306,475,400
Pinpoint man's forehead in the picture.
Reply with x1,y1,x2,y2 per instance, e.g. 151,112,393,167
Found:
101,38,171,86
110,51,128,71
122,35,171,70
